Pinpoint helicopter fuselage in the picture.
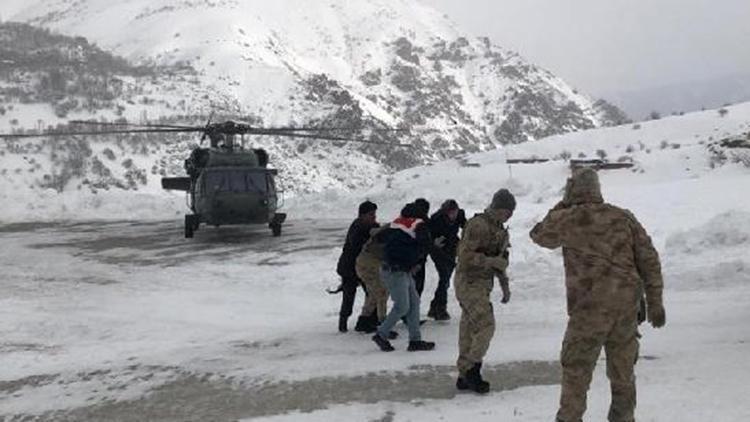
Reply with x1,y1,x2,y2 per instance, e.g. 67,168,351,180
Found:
162,146,286,238
193,167,278,226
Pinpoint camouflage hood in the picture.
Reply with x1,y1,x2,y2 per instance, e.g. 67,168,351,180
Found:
564,168,603,205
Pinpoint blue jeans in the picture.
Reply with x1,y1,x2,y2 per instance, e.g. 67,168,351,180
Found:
377,267,421,341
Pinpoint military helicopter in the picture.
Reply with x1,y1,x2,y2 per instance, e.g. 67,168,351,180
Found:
0,118,409,238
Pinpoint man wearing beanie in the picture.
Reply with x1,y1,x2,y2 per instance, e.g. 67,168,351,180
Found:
335,200,379,333
427,199,467,321
454,189,515,394
530,168,665,422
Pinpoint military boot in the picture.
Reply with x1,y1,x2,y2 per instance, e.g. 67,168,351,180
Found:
354,314,377,333
338,316,348,333
407,340,435,351
463,362,490,394
456,376,469,390
435,305,450,321
427,302,439,319
428,301,451,321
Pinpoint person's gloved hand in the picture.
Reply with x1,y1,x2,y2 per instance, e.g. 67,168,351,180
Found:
434,236,446,248
500,287,511,304
496,272,511,304
489,255,508,272
648,303,666,328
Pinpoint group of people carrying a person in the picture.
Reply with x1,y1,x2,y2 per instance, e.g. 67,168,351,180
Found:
334,188,518,389
332,168,666,422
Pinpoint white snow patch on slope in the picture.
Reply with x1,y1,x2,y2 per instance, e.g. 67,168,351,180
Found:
666,211,750,254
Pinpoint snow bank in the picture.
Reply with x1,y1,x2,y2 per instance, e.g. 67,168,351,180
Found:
665,211,750,255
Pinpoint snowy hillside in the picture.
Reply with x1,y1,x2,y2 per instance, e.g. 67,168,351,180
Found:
0,99,747,223
0,22,235,127
1,0,629,198
289,101,750,224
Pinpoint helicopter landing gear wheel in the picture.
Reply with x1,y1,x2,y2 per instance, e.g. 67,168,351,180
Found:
185,214,199,239
270,213,286,237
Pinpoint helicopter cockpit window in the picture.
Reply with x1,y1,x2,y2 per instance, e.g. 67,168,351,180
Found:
228,171,247,192
205,171,229,193
246,172,268,193
205,171,267,193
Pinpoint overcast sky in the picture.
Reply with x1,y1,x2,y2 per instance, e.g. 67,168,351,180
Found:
423,0,750,99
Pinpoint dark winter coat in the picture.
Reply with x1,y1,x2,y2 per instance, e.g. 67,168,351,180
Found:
428,209,467,265
336,218,379,279
376,217,431,272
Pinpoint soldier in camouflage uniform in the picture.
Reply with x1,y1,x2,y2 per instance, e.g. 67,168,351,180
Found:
355,226,389,331
454,189,516,394
529,168,666,422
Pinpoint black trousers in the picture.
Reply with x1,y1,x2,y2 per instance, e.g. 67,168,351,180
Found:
414,259,427,297
430,259,455,308
339,276,366,318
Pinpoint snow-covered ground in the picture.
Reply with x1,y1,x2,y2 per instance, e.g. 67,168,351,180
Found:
1,103,749,420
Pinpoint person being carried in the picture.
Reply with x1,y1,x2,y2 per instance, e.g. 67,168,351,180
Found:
353,225,390,333
371,203,435,352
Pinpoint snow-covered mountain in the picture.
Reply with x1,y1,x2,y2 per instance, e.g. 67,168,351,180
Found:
1,0,627,195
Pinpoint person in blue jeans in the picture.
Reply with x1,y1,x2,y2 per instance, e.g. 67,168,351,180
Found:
371,203,435,352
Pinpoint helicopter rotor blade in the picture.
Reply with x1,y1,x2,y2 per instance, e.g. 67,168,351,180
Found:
248,130,357,142
255,130,412,147
69,120,200,130
0,128,202,139
253,126,411,133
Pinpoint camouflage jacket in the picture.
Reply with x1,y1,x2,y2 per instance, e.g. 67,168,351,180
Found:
356,227,387,269
529,168,664,315
336,218,379,278
456,213,510,281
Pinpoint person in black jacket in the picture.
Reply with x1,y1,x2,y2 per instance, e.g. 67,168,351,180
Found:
412,198,431,296
371,203,435,352
335,201,379,333
427,199,467,321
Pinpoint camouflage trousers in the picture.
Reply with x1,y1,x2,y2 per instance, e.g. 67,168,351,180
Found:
356,259,388,321
455,274,495,377
557,310,639,422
